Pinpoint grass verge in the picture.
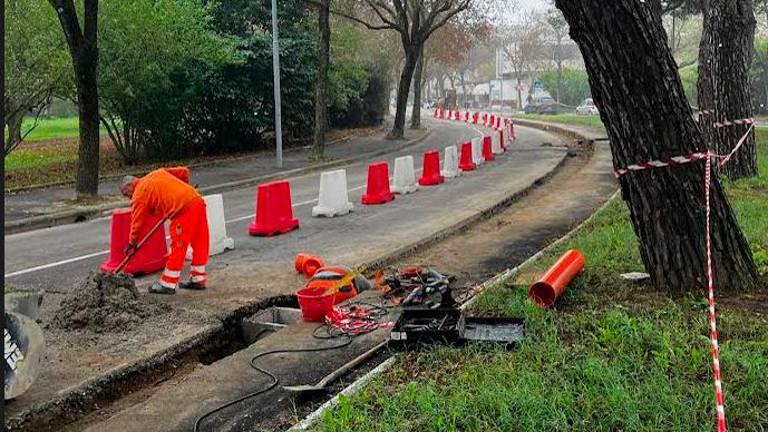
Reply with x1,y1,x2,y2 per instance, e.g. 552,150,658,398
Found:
513,113,605,129
311,125,768,432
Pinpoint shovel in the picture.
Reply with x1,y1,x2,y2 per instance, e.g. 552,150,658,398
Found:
283,340,387,393
111,216,170,274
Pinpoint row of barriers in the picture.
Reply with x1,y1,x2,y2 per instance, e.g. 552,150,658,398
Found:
99,110,517,276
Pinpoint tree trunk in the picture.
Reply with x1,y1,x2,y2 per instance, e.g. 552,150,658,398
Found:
389,45,418,139
555,0,758,291
516,77,523,111
410,45,424,130
312,0,330,160
51,0,100,197
460,71,468,108
698,0,757,179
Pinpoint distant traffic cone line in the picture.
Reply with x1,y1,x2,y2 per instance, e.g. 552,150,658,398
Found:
249,180,300,236
361,161,395,205
418,150,445,186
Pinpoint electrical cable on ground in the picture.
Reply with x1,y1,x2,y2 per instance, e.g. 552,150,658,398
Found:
193,301,390,432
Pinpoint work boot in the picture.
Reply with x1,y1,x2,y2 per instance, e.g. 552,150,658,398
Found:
179,280,206,291
148,282,176,295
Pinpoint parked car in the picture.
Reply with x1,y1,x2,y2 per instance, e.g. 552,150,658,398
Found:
524,96,559,115
577,98,599,115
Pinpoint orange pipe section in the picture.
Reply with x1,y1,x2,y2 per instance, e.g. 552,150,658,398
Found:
294,253,325,278
528,250,585,308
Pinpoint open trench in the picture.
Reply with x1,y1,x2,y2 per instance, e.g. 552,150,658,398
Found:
46,135,618,432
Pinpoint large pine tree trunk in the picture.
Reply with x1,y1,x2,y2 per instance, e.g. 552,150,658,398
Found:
389,45,418,139
555,0,758,291
410,45,424,130
311,0,330,160
698,0,757,179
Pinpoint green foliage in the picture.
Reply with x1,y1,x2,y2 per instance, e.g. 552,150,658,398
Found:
538,68,590,107
678,64,698,106
97,0,237,163
327,22,390,127
4,0,72,154
751,37,768,114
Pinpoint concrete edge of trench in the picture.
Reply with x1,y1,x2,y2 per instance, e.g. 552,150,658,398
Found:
4,129,433,235
5,121,588,431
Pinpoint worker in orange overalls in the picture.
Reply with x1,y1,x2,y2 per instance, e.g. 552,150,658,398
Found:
120,167,209,295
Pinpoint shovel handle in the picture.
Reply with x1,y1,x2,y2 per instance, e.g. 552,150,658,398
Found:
113,216,169,274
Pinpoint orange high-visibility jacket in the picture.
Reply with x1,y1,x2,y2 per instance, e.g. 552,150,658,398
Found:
129,167,201,245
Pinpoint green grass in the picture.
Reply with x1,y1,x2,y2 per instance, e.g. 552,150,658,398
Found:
513,113,605,129
5,116,83,142
312,125,768,432
4,145,78,172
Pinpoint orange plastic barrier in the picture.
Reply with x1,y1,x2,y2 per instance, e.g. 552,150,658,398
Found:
418,150,445,186
361,161,395,205
100,208,168,275
528,250,585,308
482,136,495,161
458,142,476,172
248,180,300,236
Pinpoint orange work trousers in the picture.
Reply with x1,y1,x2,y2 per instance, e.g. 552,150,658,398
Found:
159,198,209,288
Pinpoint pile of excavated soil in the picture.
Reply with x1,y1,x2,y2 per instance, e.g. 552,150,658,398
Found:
52,272,169,332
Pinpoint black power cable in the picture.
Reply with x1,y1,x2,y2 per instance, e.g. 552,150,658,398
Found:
193,325,352,432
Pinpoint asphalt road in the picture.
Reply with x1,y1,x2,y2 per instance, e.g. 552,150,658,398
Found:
4,119,565,298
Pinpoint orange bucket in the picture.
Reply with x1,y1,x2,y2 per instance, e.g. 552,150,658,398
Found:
296,286,336,322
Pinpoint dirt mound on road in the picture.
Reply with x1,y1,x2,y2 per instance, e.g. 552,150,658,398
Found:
52,272,169,332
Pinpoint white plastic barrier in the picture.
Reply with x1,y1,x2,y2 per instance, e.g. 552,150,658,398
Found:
492,131,504,155
441,145,460,178
312,169,354,217
471,137,485,166
391,155,418,194
187,194,234,260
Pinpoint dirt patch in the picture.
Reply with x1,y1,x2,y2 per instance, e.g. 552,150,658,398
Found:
51,273,170,332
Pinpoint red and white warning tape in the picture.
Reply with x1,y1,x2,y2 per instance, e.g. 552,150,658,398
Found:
713,118,755,128
613,122,755,432
613,152,709,178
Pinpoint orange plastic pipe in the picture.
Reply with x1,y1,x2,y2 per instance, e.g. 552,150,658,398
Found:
294,253,325,278
528,250,585,308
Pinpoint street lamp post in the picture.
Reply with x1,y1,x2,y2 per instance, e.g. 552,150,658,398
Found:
271,0,283,168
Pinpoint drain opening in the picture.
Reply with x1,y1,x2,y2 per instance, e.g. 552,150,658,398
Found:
199,296,300,365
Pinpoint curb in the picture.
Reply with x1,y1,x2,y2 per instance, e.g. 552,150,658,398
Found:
5,122,576,431
5,129,433,235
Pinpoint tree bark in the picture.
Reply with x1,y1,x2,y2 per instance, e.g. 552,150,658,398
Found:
312,0,331,160
389,45,418,139
50,0,100,197
555,0,758,291
410,45,424,130
698,0,757,179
